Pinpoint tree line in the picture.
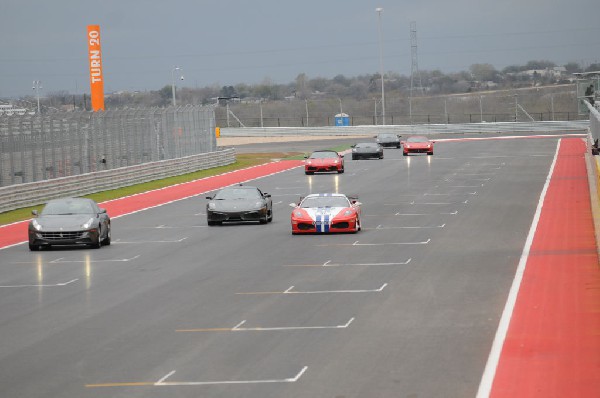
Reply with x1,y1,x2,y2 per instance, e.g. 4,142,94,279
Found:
12,60,600,112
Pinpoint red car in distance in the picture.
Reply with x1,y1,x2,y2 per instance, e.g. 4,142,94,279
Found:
304,150,345,175
402,136,435,156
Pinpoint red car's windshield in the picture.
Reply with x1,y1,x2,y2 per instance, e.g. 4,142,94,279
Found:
309,151,339,159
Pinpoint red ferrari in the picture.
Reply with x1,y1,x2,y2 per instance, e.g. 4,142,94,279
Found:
290,193,361,234
402,136,435,156
304,150,344,174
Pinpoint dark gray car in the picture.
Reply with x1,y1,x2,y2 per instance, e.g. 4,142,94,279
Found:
206,185,273,225
28,197,111,250
351,142,384,160
375,133,401,148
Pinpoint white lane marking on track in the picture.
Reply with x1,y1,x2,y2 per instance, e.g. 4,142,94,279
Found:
476,139,560,398
212,317,356,332
156,371,176,385
154,366,308,386
371,224,445,230
393,210,458,216
47,255,141,264
0,278,78,288
284,259,412,267
113,237,188,244
239,284,388,295
424,192,477,196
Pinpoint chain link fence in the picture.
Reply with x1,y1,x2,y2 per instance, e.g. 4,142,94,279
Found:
0,106,216,187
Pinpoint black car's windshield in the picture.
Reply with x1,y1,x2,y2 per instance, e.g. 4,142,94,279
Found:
407,136,429,143
42,200,94,215
378,134,397,140
300,196,350,208
214,188,261,200
309,151,338,159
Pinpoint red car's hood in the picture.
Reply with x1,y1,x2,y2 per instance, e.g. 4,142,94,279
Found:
306,158,338,166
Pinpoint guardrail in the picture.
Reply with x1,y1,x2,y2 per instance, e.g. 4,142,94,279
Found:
0,148,235,213
584,101,600,154
219,121,588,137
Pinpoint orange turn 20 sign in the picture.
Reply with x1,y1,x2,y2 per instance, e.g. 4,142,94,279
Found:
87,25,105,111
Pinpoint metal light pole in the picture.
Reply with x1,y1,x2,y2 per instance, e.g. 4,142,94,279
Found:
338,98,343,115
305,99,309,127
32,80,42,114
376,7,385,125
171,66,183,107
479,95,483,122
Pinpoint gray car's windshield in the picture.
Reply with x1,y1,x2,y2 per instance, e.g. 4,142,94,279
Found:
42,200,94,215
356,143,378,148
300,196,350,208
214,188,261,200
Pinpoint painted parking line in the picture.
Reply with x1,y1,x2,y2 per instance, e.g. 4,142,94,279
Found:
0,278,78,288
317,239,430,247
236,283,387,295
86,366,308,388
283,259,411,267
176,317,355,332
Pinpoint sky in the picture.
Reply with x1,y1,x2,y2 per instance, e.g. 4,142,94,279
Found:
1,0,599,98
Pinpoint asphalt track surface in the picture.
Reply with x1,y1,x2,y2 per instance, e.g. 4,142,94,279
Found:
0,133,597,397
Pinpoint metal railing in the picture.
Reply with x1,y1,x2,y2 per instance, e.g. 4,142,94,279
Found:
584,101,600,153
0,106,216,187
219,121,589,138
216,112,586,128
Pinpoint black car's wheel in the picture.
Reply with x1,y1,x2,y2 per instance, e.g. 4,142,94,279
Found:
379,154,384,159
207,220,219,226
305,171,314,175
427,151,434,156
396,144,401,148
28,243,39,251
352,155,357,160
267,208,273,222
338,167,344,174
259,216,268,224
102,224,111,245
403,152,408,156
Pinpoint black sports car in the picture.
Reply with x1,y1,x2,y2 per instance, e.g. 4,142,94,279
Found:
206,185,273,225
375,133,402,148
351,142,384,160
28,197,111,250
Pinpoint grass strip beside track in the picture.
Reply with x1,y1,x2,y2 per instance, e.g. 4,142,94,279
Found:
0,152,302,226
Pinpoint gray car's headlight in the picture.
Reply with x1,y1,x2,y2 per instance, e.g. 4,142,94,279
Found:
32,219,43,231
81,218,94,229
208,202,216,210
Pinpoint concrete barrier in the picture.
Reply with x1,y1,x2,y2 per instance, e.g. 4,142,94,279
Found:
0,148,235,213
